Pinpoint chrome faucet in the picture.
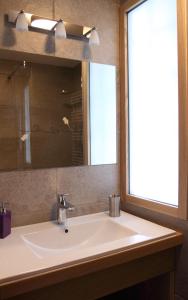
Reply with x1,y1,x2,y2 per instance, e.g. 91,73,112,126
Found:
57,194,75,233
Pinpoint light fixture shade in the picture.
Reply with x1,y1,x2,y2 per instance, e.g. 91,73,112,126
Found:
89,29,100,46
16,11,29,31
55,20,66,39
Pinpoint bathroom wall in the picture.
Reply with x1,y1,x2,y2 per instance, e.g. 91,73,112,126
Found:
0,0,120,226
0,0,119,65
0,164,118,226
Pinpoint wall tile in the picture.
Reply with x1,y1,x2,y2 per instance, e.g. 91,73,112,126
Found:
0,168,57,226
0,0,53,18
57,164,119,211
0,164,120,227
66,200,109,218
55,0,119,65
0,0,119,65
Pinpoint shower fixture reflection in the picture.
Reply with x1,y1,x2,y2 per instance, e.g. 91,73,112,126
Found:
62,117,72,130
7,60,27,80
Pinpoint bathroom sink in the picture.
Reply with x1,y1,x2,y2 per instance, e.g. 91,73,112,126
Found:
0,211,177,281
19,211,175,259
22,219,137,252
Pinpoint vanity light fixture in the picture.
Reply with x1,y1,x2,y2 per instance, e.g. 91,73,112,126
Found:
7,10,99,44
54,19,67,39
15,10,29,32
31,17,67,39
88,27,100,46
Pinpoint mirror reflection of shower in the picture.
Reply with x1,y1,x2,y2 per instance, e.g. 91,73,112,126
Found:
15,61,32,165
23,84,31,164
62,116,72,130
8,60,32,165
7,60,27,80
0,56,86,169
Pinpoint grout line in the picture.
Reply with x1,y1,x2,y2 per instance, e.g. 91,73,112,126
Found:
52,0,55,19
55,168,58,199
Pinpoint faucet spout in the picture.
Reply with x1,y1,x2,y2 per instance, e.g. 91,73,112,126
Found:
57,194,75,233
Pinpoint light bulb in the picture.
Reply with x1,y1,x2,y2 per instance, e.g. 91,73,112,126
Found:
55,20,66,39
31,19,57,30
89,29,100,46
16,11,29,32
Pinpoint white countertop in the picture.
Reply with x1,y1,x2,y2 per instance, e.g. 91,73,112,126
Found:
0,211,176,284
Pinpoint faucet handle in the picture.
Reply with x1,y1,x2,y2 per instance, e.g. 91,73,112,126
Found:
59,193,69,198
67,203,75,211
58,194,73,209
58,193,69,203
57,194,75,211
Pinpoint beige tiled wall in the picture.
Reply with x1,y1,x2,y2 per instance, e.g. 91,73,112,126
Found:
3,164,119,227
0,0,120,226
0,168,56,226
57,164,119,218
0,0,119,65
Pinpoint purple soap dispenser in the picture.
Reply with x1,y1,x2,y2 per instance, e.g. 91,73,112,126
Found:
0,202,11,238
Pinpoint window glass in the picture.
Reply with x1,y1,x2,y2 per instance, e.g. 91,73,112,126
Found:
128,0,178,205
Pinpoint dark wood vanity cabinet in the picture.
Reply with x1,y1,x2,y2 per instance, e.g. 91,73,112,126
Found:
0,233,182,300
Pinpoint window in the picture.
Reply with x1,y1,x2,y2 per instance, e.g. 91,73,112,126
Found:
128,0,178,206
120,0,188,218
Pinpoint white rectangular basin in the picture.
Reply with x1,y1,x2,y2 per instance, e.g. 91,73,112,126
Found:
0,211,176,283
22,219,136,253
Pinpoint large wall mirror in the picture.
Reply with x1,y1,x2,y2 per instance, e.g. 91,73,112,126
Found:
0,50,116,171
